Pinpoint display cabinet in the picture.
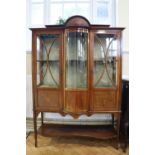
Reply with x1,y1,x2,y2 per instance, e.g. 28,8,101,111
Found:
30,15,124,147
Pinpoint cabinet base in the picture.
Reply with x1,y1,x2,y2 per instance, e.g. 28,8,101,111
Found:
38,124,117,139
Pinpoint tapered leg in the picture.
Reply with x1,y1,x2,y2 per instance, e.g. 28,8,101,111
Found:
41,112,44,126
117,114,121,139
116,114,121,149
112,114,114,126
33,111,38,147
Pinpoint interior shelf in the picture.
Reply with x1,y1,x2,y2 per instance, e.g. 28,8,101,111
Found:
36,60,116,65
37,84,58,88
37,60,59,62
38,124,117,139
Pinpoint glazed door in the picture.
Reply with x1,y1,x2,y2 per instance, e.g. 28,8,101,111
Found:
64,28,89,113
35,31,63,111
90,31,120,112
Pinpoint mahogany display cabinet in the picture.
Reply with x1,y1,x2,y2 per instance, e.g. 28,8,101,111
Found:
30,15,125,147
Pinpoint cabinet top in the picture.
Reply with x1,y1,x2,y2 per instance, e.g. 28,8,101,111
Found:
30,15,125,31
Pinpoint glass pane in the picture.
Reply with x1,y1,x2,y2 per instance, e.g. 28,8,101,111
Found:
76,3,90,20
50,0,62,1
36,34,60,87
31,4,44,25
49,4,63,24
95,1,110,24
63,0,90,1
63,0,77,1
96,0,109,1
64,3,76,20
93,33,117,88
65,29,88,89
31,0,44,2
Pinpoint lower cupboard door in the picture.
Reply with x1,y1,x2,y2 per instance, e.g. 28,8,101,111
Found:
64,91,89,113
91,90,117,112
37,89,62,111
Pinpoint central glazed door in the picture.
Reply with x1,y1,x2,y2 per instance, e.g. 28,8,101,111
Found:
64,28,89,114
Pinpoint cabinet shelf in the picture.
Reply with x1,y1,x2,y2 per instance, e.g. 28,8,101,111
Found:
36,60,116,64
37,60,59,62
94,60,115,63
66,60,87,61
38,124,117,139
37,85,57,88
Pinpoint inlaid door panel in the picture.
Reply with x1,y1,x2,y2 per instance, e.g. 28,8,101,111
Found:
37,89,61,111
76,91,88,113
65,91,88,113
65,91,76,112
91,91,116,111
